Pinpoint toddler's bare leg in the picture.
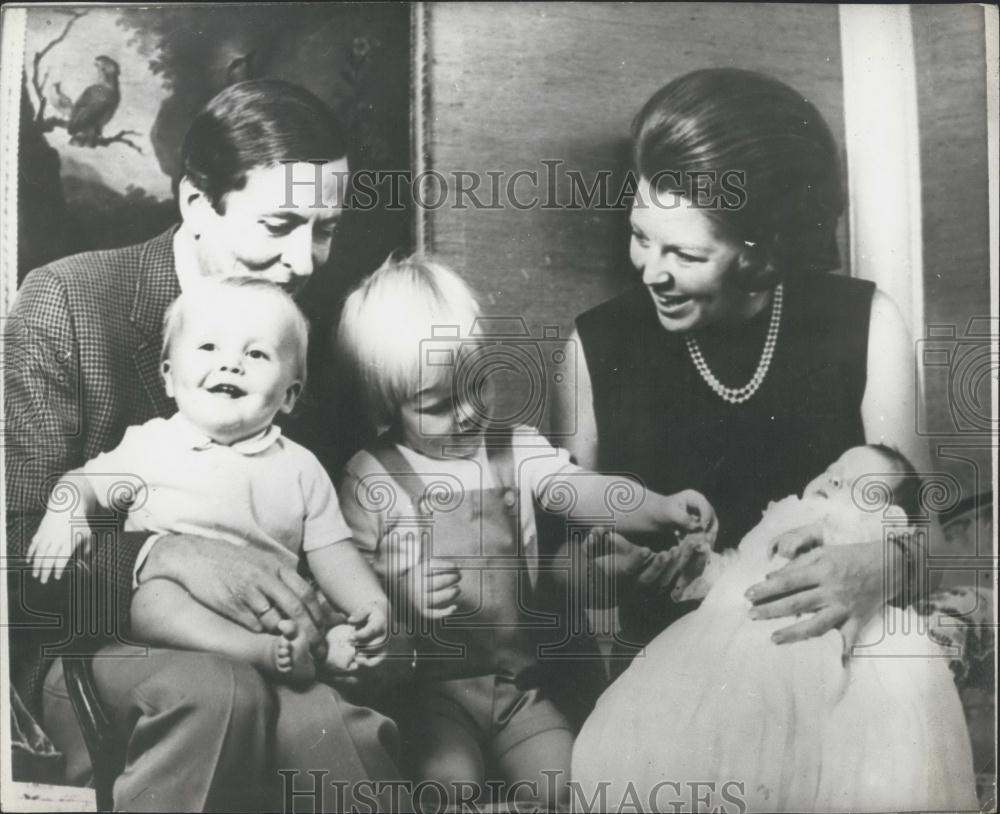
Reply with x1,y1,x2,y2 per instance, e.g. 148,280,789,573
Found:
131,578,316,684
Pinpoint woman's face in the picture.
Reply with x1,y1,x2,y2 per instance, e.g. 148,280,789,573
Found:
629,177,759,332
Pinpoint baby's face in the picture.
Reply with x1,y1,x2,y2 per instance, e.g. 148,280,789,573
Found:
802,446,900,513
162,297,302,445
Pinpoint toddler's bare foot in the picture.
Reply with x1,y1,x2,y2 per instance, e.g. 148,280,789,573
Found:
267,619,316,685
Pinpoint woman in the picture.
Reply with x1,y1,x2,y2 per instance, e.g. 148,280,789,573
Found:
554,67,926,667
558,66,939,812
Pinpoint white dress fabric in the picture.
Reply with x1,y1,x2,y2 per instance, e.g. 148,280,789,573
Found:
572,496,978,813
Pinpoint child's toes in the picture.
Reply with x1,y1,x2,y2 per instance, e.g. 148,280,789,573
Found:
276,618,298,640
274,636,293,674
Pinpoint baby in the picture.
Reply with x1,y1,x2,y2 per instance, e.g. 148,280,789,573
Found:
573,444,978,813
334,254,718,809
29,278,388,683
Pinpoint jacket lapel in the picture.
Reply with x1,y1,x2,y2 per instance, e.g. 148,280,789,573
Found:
131,226,182,417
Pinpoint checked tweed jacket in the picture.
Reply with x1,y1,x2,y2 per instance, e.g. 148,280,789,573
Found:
5,227,182,711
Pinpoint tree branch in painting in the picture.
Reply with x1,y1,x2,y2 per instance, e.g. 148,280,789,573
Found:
31,9,88,130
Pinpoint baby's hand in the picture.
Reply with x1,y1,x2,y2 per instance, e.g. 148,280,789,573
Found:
662,490,718,547
769,524,824,560
407,558,461,620
324,624,358,672
349,601,389,666
28,511,89,584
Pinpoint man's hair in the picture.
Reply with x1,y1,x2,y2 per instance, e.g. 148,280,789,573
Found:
868,443,922,522
336,253,482,431
181,79,347,212
161,277,310,388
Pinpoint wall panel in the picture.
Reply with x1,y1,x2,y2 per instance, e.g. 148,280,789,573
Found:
912,5,992,505
419,2,847,335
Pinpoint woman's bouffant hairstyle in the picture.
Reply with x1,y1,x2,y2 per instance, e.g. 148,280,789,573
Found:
181,79,347,212
633,68,844,286
336,253,483,432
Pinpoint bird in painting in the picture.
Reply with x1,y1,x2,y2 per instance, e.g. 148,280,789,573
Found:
68,55,121,147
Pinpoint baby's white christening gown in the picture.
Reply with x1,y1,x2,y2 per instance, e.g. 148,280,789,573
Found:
571,495,978,813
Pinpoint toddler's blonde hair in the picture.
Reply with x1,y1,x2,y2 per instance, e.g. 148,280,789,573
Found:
337,253,482,430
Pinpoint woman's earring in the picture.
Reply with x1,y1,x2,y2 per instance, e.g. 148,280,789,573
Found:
193,233,201,241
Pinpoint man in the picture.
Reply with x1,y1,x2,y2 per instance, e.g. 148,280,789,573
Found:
5,79,410,812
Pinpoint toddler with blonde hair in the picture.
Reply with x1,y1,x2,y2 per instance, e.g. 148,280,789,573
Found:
336,253,718,809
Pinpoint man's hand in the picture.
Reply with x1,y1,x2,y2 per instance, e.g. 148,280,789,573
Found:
745,537,903,655
142,534,334,650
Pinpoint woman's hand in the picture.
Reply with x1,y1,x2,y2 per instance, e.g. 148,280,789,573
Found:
582,527,692,598
745,533,905,655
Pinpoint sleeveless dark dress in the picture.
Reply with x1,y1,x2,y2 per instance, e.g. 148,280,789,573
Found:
576,271,875,645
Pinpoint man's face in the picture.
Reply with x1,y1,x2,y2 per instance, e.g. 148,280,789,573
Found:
185,158,348,295
162,293,303,445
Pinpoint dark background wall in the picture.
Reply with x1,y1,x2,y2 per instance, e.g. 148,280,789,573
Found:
419,2,848,335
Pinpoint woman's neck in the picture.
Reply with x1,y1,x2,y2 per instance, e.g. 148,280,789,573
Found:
696,286,777,339
735,287,776,322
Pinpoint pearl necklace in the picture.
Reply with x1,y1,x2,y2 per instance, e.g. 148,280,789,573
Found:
684,283,783,404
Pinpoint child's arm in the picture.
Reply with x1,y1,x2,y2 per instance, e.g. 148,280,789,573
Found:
28,469,99,583
307,541,390,665
520,427,717,541
337,462,460,620
540,471,718,542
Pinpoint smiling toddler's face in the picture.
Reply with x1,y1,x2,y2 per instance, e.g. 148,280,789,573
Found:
161,295,302,445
